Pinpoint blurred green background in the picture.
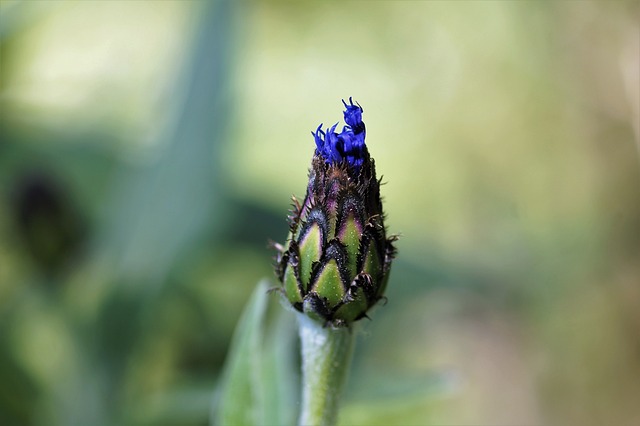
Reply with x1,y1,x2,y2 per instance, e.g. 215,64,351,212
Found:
1,1,639,425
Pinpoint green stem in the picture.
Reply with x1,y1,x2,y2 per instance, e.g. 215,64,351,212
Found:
297,314,356,426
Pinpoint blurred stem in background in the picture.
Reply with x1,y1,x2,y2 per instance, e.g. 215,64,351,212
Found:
83,0,237,423
1,0,238,424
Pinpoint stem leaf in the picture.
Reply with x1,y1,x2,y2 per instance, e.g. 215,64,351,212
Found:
214,280,298,426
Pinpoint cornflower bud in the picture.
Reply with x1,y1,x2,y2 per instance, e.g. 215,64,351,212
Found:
275,98,396,327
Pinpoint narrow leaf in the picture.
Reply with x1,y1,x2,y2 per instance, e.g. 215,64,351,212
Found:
214,280,269,426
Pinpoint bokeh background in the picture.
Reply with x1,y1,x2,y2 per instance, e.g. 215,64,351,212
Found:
1,1,639,425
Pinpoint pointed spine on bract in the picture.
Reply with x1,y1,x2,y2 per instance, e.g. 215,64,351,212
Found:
274,98,396,327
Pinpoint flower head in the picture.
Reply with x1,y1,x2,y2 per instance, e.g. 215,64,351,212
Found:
312,97,367,170
275,99,396,327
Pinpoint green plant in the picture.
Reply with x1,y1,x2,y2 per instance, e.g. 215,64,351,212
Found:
216,99,396,426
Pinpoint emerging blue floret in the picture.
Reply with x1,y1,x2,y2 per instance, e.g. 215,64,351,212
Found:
312,97,367,169
342,98,364,135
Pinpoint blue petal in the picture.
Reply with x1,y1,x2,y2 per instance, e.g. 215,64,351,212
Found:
342,97,364,133
311,98,367,170
312,123,325,152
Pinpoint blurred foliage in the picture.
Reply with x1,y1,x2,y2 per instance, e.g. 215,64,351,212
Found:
215,281,297,426
1,1,639,425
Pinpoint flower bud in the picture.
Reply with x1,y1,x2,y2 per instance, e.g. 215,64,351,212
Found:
275,98,396,327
